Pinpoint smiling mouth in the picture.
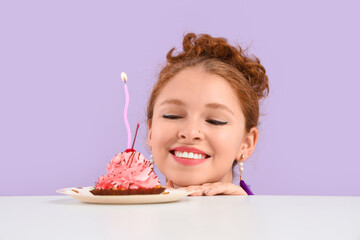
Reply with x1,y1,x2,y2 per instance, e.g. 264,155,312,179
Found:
169,150,210,160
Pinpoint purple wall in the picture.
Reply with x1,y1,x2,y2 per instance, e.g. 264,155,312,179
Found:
1,0,359,196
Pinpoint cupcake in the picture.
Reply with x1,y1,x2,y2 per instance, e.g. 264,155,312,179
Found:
90,149,165,195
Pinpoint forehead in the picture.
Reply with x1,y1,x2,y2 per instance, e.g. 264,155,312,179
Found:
155,68,243,113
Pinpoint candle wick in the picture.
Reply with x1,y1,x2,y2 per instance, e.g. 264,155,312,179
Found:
131,123,140,150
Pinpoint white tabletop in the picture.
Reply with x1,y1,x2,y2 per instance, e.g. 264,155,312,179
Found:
0,195,359,240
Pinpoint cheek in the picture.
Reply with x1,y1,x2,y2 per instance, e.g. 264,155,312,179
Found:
150,123,177,177
211,127,236,143
151,122,176,150
209,127,242,155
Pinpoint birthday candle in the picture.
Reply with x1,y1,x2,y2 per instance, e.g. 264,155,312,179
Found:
121,72,131,149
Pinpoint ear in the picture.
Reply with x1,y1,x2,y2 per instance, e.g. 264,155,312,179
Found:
236,127,258,162
147,119,152,150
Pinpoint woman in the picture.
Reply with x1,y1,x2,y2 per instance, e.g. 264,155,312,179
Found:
147,33,269,196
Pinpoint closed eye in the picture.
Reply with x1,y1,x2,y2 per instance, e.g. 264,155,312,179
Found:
162,114,182,120
206,119,228,125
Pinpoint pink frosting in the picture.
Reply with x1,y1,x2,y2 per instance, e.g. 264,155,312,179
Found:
94,150,161,190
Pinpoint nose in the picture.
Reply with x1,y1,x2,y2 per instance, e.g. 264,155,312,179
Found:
178,118,204,142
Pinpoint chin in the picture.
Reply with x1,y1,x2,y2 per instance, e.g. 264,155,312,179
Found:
171,175,208,187
173,172,230,187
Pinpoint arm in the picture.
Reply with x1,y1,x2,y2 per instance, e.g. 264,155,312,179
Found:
165,180,248,196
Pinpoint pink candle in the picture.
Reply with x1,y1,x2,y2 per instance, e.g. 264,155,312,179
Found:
121,72,131,149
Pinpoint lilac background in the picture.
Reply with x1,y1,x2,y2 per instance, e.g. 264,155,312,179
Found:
1,0,359,196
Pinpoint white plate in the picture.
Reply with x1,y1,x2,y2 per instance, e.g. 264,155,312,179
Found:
56,187,194,204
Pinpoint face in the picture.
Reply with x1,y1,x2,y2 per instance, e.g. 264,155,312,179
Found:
148,67,256,187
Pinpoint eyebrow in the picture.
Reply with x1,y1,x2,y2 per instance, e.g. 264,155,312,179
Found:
159,99,185,106
159,99,234,116
205,103,234,116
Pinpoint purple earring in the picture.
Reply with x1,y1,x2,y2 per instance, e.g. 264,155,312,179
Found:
239,154,254,195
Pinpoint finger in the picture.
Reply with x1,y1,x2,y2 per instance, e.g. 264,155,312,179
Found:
188,190,203,196
204,183,247,196
201,183,213,187
178,185,201,190
181,186,201,192
200,183,219,194
202,188,211,195
178,186,202,195
201,182,221,187
200,184,213,195
165,180,174,188
200,182,222,194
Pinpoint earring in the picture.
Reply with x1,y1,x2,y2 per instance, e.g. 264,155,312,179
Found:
238,154,245,181
238,154,254,195
150,154,153,163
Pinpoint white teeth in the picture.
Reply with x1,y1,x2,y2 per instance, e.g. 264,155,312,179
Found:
174,151,206,159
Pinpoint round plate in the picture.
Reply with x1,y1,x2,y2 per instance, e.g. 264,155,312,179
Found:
56,187,194,204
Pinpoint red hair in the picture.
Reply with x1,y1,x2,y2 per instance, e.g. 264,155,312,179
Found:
147,33,269,132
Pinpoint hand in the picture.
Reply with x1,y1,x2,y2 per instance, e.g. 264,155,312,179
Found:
165,180,248,196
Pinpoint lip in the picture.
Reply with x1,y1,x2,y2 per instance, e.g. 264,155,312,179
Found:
170,146,209,156
169,146,210,166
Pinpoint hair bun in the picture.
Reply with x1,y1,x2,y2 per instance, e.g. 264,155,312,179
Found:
167,33,233,63
166,33,269,100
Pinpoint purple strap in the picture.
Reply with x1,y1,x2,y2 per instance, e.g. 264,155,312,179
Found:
240,180,254,195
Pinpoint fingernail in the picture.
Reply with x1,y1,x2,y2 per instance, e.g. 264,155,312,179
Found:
203,189,210,194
